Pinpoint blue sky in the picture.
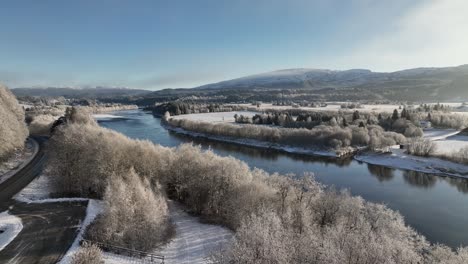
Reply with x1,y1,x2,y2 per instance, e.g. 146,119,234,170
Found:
1,0,467,90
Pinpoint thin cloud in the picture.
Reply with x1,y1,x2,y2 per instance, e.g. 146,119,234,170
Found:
340,0,468,71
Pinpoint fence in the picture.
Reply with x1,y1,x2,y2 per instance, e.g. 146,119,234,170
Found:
81,239,165,263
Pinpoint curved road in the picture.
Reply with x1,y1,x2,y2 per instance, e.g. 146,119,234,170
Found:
0,137,87,264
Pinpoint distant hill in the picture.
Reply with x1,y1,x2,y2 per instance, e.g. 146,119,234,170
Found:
196,65,468,101
12,87,150,99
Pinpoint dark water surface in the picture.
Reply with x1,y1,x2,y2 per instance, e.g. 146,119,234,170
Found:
99,110,468,248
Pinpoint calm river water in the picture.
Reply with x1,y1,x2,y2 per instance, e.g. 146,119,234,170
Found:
99,109,468,248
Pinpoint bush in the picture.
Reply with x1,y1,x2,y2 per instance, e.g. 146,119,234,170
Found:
407,138,436,157
0,85,28,161
28,114,57,135
86,169,171,251
70,242,103,264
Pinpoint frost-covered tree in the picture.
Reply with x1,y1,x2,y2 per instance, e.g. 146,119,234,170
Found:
0,85,28,160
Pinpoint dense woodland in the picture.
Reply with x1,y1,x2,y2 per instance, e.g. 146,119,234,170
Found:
149,101,248,116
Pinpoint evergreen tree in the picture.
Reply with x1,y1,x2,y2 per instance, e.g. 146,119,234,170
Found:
392,109,399,120
401,108,407,119
352,110,360,121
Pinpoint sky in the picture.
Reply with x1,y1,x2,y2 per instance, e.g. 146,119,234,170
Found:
1,0,467,90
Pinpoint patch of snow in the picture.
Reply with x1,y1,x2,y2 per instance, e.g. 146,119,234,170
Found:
433,135,468,156
14,174,52,202
59,199,104,264
13,173,88,204
101,201,233,264
154,201,233,264
423,129,460,141
103,252,161,264
171,111,258,123
355,147,468,179
0,211,23,252
232,103,406,114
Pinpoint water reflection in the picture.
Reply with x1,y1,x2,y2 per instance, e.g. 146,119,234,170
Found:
444,177,468,193
367,164,395,182
403,171,437,189
169,131,353,167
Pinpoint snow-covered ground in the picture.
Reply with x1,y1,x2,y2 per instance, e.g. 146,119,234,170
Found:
356,146,468,178
14,174,52,202
0,139,38,184
421,129,468,156
59,200,103,264
171,111,257,123
103,201,233,264
433,135,468,156
356,129,468,178
0,212,23,252
153,202,232,264
232,103,407,113
423,129,460,141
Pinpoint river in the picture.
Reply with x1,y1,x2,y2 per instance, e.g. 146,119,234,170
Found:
99,109,468,248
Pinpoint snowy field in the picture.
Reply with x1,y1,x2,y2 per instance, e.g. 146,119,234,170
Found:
103,201,233,264
433,135,468,156
423,129,460,141
0,212,23,251
356,129,468,178
231,102,468,115
356,146,468,178
171,111,257,123
421,129,468,156
232,103,406,113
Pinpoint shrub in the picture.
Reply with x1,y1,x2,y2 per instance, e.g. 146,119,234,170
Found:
70,242,103,264
407,138,436,157
28,114,57,135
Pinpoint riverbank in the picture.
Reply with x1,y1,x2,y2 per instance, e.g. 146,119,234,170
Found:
355,147,468,179
165,121,468,179
165,124,353,158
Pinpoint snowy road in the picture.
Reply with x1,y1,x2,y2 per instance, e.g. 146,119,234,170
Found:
0,137,88,264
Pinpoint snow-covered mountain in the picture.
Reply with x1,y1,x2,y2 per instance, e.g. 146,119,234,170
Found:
197,65,468,91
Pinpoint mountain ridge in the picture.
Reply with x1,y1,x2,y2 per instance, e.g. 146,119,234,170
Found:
196,64,468,92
